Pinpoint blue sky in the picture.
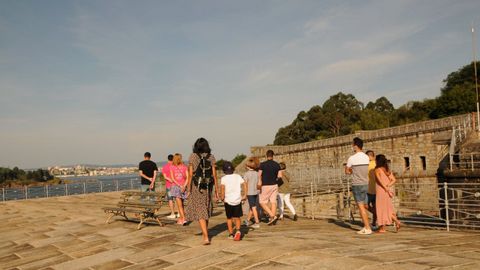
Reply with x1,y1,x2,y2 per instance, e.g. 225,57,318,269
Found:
1,0,480,168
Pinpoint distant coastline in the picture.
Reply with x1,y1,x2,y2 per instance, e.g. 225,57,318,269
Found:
60,174,140,182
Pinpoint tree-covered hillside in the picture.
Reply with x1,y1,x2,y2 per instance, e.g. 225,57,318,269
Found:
0,167,56,187
274,62,479,145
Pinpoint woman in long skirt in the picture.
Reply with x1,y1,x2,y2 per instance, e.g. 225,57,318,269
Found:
184,138,218,245
374,154,401,233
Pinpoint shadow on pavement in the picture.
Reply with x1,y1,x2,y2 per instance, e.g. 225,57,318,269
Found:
327,218,361,231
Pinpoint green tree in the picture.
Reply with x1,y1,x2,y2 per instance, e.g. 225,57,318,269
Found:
431,82,476,118
365,96,395,114
274,92,363,144
441,61,479,95
429,62,479,118
0,167,53,186
390,99,435,126
359,109,390,130
322,92,363,136
272,61,479,146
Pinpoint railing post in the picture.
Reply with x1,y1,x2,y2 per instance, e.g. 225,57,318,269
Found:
116,180,119,191
25,186,28,200
2,188,5,202
347,177,352,222
83,182,86,194
65,184,68,196
310,182,315,220
444,182,450,232
46,185,49,198
130,179,133,190
100,181,103,193
449,153,453,171
472,153,475,171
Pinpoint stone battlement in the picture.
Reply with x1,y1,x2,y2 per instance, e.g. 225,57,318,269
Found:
251,113,473,157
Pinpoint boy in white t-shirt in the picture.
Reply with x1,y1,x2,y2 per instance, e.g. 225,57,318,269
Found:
220,162,247,241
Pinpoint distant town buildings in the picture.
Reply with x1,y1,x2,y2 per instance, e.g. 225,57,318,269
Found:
48,165,137,177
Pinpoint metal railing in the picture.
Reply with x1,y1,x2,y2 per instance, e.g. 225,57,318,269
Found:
449,152,480,171
1,178,143,201
448,117,475,170
289,167,480,231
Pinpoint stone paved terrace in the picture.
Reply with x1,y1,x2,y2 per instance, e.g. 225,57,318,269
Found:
1,192,480,270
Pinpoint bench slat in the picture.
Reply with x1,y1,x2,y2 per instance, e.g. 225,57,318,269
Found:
121,191,165,197
118,202,161,208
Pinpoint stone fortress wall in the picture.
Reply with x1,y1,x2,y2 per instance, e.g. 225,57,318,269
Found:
250,113,473,178
243,113,475,221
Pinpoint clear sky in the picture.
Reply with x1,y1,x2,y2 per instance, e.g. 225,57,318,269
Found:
1,0,480,168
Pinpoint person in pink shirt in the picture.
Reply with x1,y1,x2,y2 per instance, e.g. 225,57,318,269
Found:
162,154,178,219
170,153,189,225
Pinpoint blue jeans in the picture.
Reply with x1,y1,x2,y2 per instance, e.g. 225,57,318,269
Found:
352,185,368,205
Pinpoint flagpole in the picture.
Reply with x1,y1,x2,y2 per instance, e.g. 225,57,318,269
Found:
472,22,479,132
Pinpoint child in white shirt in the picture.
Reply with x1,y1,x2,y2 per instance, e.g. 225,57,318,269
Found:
221,161,247,241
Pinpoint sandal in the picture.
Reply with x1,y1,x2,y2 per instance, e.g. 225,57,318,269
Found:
203,239,211,245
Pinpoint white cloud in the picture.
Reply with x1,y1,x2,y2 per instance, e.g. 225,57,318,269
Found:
313,52,411,85
2,0,480,168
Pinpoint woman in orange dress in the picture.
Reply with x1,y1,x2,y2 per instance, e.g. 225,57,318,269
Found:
374,154,401,233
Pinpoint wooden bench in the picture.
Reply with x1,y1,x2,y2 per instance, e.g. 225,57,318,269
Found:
103,191,165,230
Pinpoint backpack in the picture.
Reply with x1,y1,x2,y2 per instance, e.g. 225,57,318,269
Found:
192,154,214,191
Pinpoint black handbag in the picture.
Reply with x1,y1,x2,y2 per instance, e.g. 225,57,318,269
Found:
277,177,284,187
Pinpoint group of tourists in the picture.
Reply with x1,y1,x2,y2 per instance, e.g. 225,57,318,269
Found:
138,137,297,245
345,137,401,235
242,151,298,228
137,136,399,245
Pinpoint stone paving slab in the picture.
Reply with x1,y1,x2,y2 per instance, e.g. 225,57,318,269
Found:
1,192,480,270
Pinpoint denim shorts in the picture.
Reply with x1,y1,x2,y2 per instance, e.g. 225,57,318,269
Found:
247,195,259,209
352,185,368,204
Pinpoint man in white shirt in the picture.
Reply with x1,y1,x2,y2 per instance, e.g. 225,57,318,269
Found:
345,137,372,235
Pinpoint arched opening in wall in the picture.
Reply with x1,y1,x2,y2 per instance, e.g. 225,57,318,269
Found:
420,156,427,171
404,157,410,171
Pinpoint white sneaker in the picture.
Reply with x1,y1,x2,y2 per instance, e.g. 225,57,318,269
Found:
175,213,180,218
251,223,260,229
243,220,250,227
357,227,372,235
167,213,176,219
